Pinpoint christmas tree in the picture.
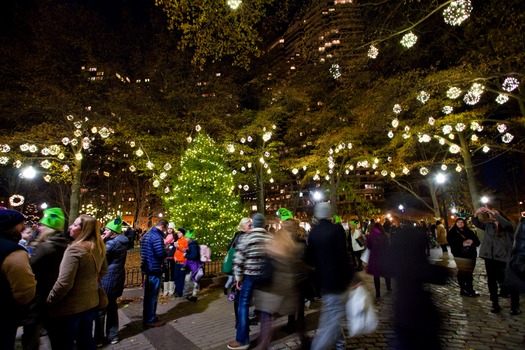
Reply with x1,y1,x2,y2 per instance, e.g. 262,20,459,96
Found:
164,131,244,258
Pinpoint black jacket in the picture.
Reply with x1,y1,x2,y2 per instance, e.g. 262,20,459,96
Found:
306,219,353,294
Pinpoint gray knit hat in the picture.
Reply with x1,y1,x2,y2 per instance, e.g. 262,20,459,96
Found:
314,202,333,219
251,213,266,228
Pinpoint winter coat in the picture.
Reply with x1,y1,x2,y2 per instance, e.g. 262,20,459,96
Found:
174,236,188,264
47,243,108,317
140,226,167,276
350,228,365,252
436,224,447,245
306,219,353,294
505,218,525,292
22,232,69,325
472,214,515,263
447,225,480,260
0,236,36,327
234,228,272,281
365,226,390,277
102,234,128,299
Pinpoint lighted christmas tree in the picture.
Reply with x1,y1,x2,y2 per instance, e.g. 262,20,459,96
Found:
163,131,244,258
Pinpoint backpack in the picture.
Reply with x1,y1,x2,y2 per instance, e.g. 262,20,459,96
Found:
199,245,211,263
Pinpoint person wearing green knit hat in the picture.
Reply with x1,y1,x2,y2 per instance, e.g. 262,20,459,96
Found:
184,229,196,240
277,208,294,221
104,217,123,235
39,207,66,232
96,217,128,345
333,215,342,224
183,229,203,302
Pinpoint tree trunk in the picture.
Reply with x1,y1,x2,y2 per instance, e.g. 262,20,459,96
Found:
458,132,479,211
68,156,82,226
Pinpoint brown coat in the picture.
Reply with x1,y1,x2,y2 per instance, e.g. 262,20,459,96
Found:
47,244,107,317
436,224,447,245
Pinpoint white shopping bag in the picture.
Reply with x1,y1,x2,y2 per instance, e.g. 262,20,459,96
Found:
346,285,378,336
360,248,370,264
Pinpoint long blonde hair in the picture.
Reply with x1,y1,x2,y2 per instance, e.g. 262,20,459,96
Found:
72,214,106,261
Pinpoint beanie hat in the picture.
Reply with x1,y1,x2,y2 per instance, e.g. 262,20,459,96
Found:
252,213,266,228
0,209,26,232
333,215,342,224
184,229,195,239
178,227,186,235
314,202,333,219
277,208,293,221
105,216,123,234
39,207,65,231
168,222,176,229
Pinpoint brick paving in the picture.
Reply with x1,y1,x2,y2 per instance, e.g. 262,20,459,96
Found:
16,257,525,349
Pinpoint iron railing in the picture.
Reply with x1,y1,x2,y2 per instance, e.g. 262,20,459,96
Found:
124,260,224,288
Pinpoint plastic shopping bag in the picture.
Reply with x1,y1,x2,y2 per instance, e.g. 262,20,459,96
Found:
360,248,370,264
346,285,378,336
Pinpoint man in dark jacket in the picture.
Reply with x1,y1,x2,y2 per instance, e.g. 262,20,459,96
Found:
306,202,353,350
0,209,36,349
140,220,168,328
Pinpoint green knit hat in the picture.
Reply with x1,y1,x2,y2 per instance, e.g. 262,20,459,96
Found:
277,208,293,221
105,216,123,234
333,215,342,224
39,207,65,231
184,229,195,239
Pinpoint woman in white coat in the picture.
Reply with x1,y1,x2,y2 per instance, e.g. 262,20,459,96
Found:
349,220,365,271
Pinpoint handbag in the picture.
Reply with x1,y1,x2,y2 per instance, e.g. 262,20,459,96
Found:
222,246,236,275
346,285,378,336
84,243,108,309
356,235,365,247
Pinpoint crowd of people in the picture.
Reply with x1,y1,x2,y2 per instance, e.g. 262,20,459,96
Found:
2,202,525,350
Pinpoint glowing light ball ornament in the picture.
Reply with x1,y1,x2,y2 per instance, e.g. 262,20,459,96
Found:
227,0,242,10
502,77,519,92
443,0,473,26
368,45,379,59
400,32,417,48
393,104,402,114
447,87,462,99
417,91,430,104
496,94,509,104
330,64,342,79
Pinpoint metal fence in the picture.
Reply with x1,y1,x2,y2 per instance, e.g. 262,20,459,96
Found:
124,260,224,288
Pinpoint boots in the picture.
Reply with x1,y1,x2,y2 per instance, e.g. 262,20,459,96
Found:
163,282,169,296
167,281,175,297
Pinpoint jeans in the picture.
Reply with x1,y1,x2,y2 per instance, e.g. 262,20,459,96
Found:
311,292,346,350
236,275,256,345
95,297,119,343
173,263,186,297
47,308,96,350
143,275,161,325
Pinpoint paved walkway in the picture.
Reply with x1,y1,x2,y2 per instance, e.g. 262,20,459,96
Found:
16,257,525,349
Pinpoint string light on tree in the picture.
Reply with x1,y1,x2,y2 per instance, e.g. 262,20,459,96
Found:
330,63,342,79
447,87,462,99
400,32,417,48
443,0,473,26
227,0,242,10
442,106,453,114
393,104,402,114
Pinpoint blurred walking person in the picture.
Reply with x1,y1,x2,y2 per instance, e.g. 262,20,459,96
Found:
255,208,304,349
306,203,354,350
366,222,392,299
22,208,67,350
46,214,107,350
95,217,128,346
0,209,36,350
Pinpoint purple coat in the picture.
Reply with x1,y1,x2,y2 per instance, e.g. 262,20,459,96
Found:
365,226,390,277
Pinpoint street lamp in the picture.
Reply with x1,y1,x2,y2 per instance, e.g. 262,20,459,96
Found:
435,173,449,232
312,191,323,202
481,196,489,206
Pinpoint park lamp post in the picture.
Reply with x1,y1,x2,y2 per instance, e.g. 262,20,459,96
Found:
435,173,450,232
